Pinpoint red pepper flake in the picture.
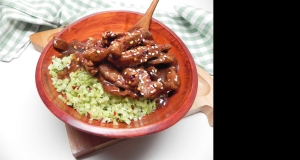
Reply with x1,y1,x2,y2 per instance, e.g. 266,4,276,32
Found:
98,118,103,122
130,75,135,81
114,111,116,116
62,94,69,102
86,112,91,118
131,105,135,110
72,86,79,90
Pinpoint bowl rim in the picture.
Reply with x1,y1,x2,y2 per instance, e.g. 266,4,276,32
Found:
35,10,198,138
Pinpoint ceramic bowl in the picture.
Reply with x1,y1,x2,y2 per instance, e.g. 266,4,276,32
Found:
35,10,198,138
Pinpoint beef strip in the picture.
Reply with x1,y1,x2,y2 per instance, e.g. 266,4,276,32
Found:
98,75,139,99
98,63,130,89
101,31,127,47
53,37,69,51
122,68,140,87
82,47,109,63
72,53,99,76
107,45,159,69
107,28,153,58
147,66,180,93
136,68,164,99
146,52,177,66
53,38,94,58
122,68,164,99
107,44,172,69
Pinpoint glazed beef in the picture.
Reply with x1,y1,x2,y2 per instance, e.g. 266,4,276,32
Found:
53,28,180,99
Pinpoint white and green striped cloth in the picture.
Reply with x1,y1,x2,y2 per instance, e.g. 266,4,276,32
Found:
0,0,213,75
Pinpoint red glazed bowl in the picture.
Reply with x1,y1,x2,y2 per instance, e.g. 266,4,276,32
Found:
35,10,198,138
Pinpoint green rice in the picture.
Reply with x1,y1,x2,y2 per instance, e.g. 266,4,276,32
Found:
48,55,157,125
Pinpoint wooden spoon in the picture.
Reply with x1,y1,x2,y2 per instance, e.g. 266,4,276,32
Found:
127,0,159,32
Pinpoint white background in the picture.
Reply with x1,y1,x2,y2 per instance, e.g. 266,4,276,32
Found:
0,0,213,159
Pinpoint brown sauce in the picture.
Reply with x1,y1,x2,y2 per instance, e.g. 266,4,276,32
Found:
53,28,180,107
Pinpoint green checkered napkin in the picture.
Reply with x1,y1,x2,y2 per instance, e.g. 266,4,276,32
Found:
0,0,213,75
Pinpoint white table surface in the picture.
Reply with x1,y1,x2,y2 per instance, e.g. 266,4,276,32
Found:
0,0,213,159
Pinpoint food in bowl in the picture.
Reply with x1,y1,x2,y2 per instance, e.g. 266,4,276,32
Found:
48,27,180,125
36,11,198,138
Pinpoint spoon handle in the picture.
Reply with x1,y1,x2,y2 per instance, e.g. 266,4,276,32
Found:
127,0,159,32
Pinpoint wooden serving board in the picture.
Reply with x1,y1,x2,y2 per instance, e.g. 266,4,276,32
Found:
30,28,213,158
